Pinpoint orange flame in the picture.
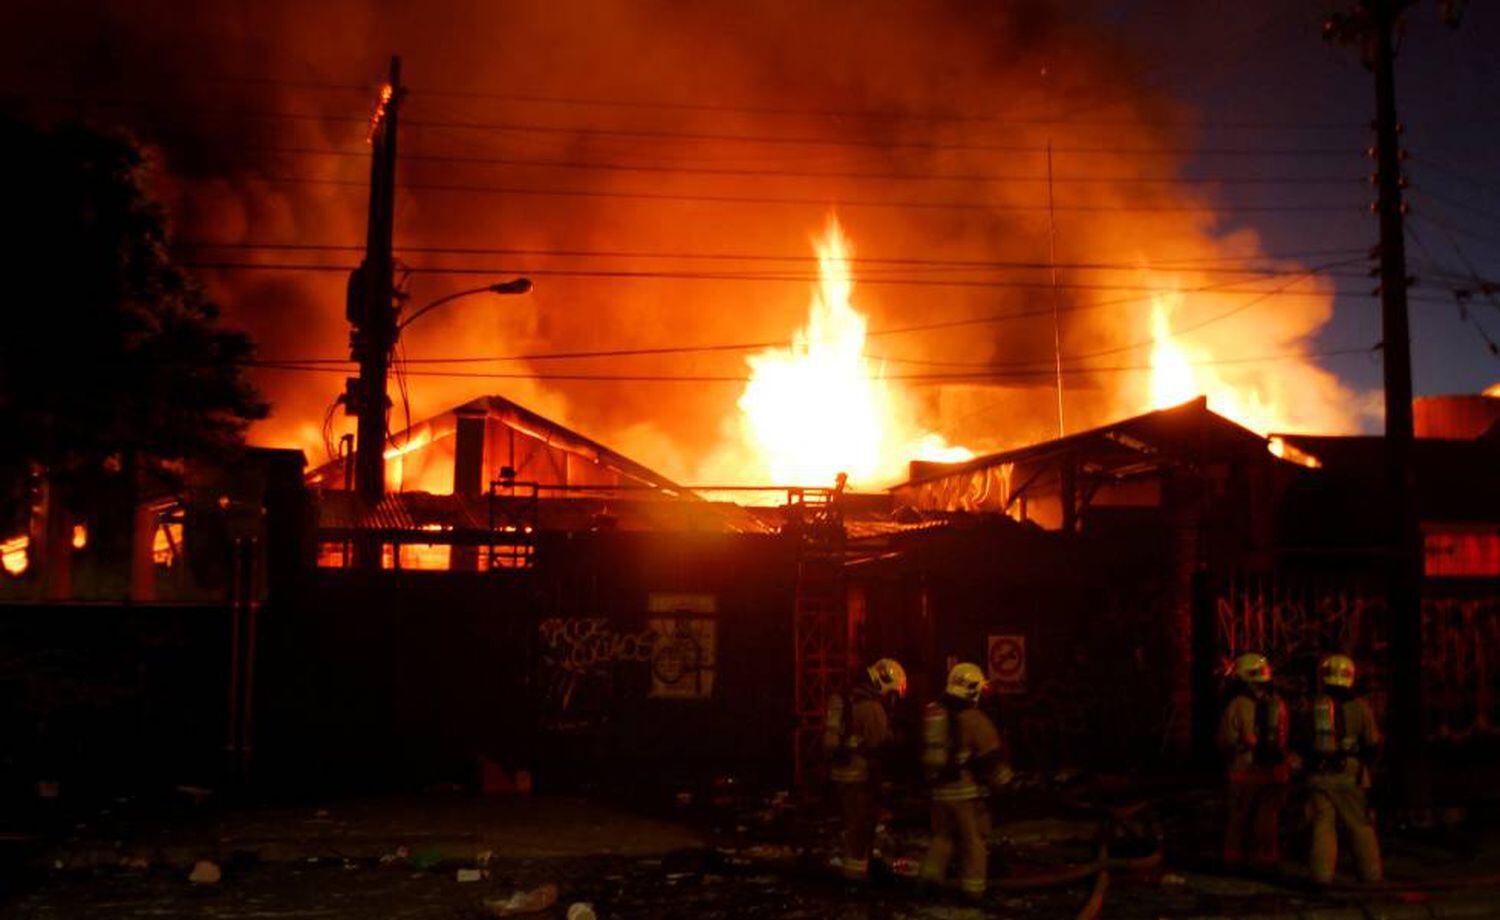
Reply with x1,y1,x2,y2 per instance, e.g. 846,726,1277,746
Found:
732,216,969,486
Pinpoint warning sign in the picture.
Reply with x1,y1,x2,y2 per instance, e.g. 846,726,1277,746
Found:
987,635,1026,694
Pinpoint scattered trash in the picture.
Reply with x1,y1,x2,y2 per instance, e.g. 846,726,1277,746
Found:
380,845,411,865
476,849,494,866
743,844,795,862
889,857,920,877
456,867,483,883
188,860,222,885
1160,872,1187,886
410,848,443,870
484,883,559,916
51,859,63,871
674,792,693,807
175,785,213,806
119,855,150,872
35,780,60,799
566,903,597,920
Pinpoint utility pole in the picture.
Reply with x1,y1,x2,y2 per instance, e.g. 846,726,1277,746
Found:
1326,0,1461,811
347,56,403,507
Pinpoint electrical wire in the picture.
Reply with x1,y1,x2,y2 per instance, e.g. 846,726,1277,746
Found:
177,259,1374,293
176,239,1373,272
189,173,1365,214
246,344,1377,385
49,97,1365,158
196,73,1371,131
241,144,1366,187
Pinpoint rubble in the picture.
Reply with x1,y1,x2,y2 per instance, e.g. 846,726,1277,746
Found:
484,882,559,916
187,860,222,884
566,902,598,920
456,867,483,883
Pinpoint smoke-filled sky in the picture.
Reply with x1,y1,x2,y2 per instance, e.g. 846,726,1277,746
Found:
3,0,1497,483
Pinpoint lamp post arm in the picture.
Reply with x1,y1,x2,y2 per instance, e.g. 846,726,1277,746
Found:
397,285,495,332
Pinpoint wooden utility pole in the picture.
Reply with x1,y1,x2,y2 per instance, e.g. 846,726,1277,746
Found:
1325,0,1461,809
348,56,403,507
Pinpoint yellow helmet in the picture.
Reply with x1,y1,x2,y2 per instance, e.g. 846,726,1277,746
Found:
867,658,908,698
1232,652,1272,684
1319,654,1356,689
945,662,986,702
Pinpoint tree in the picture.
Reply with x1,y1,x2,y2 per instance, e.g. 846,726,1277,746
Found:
0,116,267,529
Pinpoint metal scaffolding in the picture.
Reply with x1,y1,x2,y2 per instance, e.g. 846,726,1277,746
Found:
787,486,849,787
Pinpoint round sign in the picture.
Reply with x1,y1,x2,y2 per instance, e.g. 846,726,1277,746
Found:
989,637,1024,678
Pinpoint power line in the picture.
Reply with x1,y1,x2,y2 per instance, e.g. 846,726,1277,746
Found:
178,239,1372,270
183,173,1366,214
247,344,1376,384
178,257,1378,292
236,258,1363,370
199,74,1370,131
245,145,1367,186
52,97,1364,157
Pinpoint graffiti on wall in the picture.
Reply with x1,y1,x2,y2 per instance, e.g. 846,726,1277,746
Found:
536,606,719,725
1424,597,1500,741
537,617,656,725
1215,576,1499,742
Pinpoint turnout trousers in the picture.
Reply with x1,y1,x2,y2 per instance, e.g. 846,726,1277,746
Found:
1224,769,1289,868
835,781,875,880
920,797,986,899
1308,777,1382,884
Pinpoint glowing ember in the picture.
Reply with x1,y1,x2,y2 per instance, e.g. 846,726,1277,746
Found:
735,216,969,486
71,524,88,550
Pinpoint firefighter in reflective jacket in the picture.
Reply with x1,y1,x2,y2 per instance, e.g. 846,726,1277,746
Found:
920,662,1013,901
822,657,907,882
1217,652,1292,869
1305,653,1383,884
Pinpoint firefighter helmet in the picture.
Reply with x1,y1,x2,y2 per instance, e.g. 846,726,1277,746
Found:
867,658,908,698
945,662,986,702
1232,652,1273,684
1319,653,1356,689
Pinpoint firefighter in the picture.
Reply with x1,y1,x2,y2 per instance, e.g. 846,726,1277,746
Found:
1217,652,1292,871
1305,653,1383,885
920,662,1012,901
822,657,907,882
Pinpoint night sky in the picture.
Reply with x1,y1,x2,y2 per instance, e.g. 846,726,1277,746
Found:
1097,0,1499,398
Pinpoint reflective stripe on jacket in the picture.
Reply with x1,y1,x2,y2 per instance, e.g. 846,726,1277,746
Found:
922,700,1004,801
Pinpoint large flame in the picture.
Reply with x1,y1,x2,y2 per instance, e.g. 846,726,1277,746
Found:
1143,289,1352,435
734,217,969,486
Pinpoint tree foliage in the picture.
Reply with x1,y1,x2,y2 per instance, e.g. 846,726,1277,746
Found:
0,116,266,523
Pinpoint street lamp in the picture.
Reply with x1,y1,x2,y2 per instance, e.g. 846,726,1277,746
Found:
397,277,533,332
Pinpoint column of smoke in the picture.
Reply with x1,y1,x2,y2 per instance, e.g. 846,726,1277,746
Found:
4,0,1373,485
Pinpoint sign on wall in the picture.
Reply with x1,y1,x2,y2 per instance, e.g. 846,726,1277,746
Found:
987,634,1026,694
647,593,717,700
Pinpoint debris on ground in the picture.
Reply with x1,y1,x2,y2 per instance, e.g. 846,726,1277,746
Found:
409,847,443,870
566,902,597,920
187,860,222,884
380,845,410,865
484,882,559,916
456,868,483,883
